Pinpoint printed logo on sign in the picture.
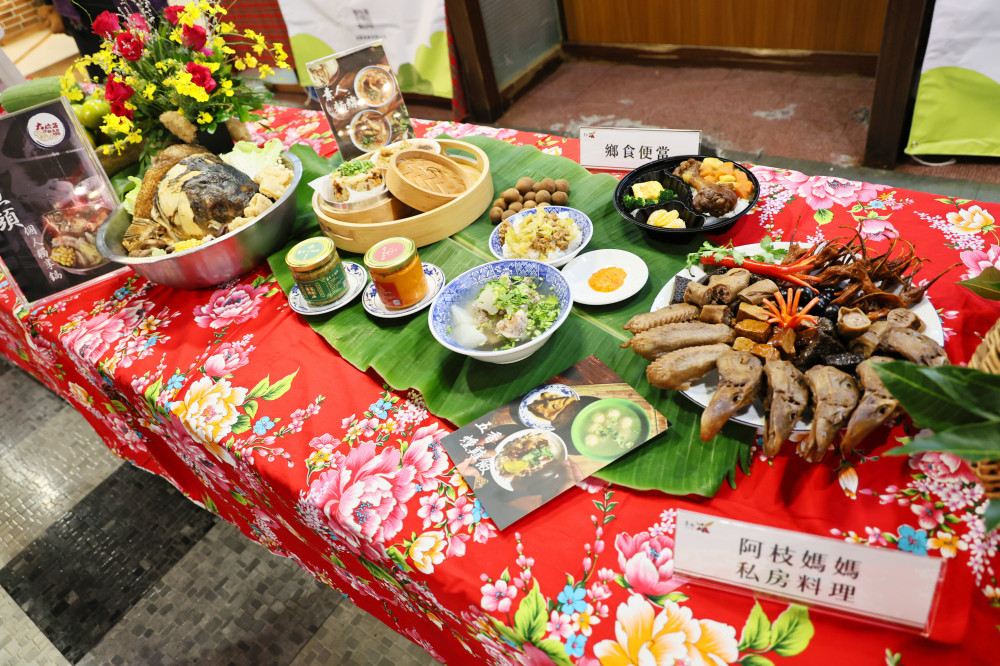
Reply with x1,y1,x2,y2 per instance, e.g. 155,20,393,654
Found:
27,113,66,148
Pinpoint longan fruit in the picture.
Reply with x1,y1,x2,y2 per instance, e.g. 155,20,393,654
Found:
554,178,570,193
538,177,556,193
501,209,517,220
492,197,506,210
489,207,504,223
551,191,568,205
515,177,534,194
502,188,521,204
508,201,523,213
523,191,536,201
521,201,536,210
531,181,544,193
534,189,551,204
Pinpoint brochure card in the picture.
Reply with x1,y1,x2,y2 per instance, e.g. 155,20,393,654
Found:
674,510,945,631
0,98,120,305
579,126,701,171
441,355,667,530
306,41,414,161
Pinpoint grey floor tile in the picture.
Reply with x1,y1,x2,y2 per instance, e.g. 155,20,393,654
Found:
0,407,124,568
79,521,340,666
0,366,72,449
0,464,217,663
290,597,441,666
0,586,72,666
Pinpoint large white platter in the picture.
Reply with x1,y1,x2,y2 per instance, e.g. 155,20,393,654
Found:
651,242,945,431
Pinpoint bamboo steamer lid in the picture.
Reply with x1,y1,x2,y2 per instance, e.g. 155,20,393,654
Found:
386,150,471,212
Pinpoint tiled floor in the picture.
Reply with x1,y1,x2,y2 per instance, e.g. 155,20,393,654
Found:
4,31,1000,666
0,356,439,666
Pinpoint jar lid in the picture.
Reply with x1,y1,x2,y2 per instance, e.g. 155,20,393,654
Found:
364,237,417,272
286,237,335,272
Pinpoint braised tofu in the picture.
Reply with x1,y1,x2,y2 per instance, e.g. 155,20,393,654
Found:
734,319,772,343
750,343,782,361
736,302,770,323
732,337,756,352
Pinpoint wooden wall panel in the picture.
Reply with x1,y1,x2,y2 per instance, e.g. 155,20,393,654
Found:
563,0,889,54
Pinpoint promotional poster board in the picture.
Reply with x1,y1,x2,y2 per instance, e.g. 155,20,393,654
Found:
0,98,121,305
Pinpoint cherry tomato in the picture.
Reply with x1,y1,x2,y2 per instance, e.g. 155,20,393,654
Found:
79,99,110,130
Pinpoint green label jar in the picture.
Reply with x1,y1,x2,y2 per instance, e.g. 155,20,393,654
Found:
286,237,349,305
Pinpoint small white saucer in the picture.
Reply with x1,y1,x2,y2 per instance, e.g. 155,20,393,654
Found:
288,261,366,315
560,249,648,305
362,263,445,318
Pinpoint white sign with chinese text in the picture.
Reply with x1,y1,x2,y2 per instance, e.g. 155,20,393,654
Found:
579,126,701,170
674,510,945,630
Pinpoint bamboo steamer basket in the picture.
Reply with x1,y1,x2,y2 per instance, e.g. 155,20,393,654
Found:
313,139,493,253
316,192,414,225
969,317,1000,499
386,149,472,212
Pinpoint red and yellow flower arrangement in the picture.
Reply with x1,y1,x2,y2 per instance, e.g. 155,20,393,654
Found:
61,1,290,156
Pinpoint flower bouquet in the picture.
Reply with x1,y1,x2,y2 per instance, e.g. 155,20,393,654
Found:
61,0,290,162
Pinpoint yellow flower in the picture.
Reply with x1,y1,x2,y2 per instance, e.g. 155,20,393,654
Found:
68,383,93,406
409,531,447,573
171,376,247,446
594,596,691,666
947,206,995,235
234,59,246,71
218,21,235,34
838,465,859,500
197,111,213,125
259,64,274,78
252,43,264,55
927,530,968,559
243,54,258,69
684,619,740,666
142,83,155,100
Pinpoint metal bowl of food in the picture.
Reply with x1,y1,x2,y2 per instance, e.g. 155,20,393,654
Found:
96,152,302,289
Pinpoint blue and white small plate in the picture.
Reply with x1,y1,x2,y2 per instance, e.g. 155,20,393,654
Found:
362,263,445,318
489,205,593,268
288,261,366,315
518,383,580,430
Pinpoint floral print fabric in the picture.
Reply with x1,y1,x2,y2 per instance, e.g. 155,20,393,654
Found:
1,114,999,665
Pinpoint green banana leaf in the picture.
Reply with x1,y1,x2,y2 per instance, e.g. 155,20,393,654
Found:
268,138,754,497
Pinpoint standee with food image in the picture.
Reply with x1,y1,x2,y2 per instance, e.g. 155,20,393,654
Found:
441,355,666,529
307,42,414,161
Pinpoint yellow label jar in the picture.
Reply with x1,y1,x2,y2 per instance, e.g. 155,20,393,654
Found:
363,237,427,309
286,237,349,306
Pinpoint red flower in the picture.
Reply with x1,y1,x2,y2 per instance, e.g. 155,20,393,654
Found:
163,5,183,25
92,10,120,38
127,12,150,33
110,101,134,120
186,62,217,93
114,32,144,61
181,24,207,51
104,76,134,103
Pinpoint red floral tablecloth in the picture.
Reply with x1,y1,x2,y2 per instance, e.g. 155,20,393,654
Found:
2,105,999,665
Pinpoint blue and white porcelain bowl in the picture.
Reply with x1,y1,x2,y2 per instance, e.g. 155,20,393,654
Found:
428,259,574,364
488,205,593,268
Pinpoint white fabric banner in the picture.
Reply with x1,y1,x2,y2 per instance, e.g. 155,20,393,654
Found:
276,0,452,98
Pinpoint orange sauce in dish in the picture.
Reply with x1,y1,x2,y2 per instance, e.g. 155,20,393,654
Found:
588,266,626,292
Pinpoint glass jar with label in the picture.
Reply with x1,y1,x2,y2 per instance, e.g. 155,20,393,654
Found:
285,236,349,306
363,237,427,309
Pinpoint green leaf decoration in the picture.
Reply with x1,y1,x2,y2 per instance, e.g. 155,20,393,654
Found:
738,601,773,652
386,545,413,573
358,555,403,589
534,639,573,666
814,208,834,225
231,414,252,434
262,370,298,401
959,266,1000,300
884,648,902,666
244,399,258,419
984,500,1000,534
769,604,814,657
491,620,523,648
955,198,973,205
513,581,547,644
267,139,756,497
873,362,1000,431
886,421,1000,462
740,656,776,666
664,591,689,603
247,376,270,400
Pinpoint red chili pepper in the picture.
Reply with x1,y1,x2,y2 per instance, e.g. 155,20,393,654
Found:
699,255,821,291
